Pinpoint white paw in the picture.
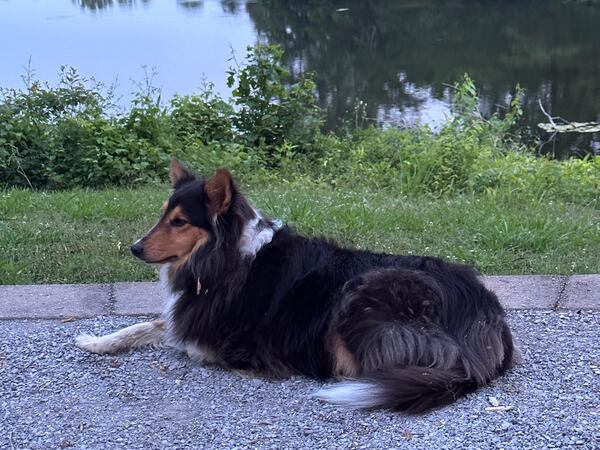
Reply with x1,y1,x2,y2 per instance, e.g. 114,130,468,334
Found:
75,333,113,354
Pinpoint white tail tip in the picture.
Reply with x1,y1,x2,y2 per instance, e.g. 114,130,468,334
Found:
313,381,383,409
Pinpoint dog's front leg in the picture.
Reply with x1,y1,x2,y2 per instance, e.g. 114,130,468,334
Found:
75,320,166,355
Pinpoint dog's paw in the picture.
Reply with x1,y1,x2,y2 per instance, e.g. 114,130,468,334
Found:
75,333,114,354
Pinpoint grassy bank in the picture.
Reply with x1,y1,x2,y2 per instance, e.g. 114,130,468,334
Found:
1,45,598,284
1,182,598,284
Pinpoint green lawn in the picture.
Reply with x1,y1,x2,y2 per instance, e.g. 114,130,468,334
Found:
1,182,598,284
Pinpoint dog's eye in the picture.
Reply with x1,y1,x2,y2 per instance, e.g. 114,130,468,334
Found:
170,218,187,227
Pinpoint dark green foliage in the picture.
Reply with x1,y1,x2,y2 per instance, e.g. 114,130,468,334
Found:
169,84,235,145
0,46,322,189
0,67,173,188
227,45,322,159
0,47,598,208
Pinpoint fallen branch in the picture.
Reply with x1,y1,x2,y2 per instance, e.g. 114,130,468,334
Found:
537,99,600,133
538,99,557,128
538,121,600,133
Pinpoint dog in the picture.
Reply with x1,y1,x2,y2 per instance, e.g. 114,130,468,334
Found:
76,159,519,413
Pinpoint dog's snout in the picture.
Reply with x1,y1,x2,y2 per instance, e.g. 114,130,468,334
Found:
131,241,144,258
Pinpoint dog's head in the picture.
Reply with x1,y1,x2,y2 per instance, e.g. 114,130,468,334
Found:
131,159,249,267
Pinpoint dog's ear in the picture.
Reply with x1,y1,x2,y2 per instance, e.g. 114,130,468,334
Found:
204,168,233,215
170,159,195,188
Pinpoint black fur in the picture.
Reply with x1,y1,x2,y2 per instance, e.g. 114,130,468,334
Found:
163,172,518,413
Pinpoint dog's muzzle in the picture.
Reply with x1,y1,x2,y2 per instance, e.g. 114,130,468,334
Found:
131,241,144,258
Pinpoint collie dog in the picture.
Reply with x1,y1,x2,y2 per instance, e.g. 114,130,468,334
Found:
76,160,519,413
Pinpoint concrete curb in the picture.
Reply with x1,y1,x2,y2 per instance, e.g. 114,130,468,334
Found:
0,275,598,319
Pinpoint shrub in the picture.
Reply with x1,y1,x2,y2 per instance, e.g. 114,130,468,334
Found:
0,46,324,188
169,83,235,145
227,44,322,160
0,67,116,188
0,47,597,208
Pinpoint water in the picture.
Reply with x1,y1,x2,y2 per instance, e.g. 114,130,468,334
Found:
1,0,599,157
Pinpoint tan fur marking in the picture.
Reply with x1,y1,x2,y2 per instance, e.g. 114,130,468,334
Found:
330,334,359,378
199,344,217,363
168,228,210,278
141,206,209,264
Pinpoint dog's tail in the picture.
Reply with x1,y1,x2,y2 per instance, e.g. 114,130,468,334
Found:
314,366,475,414
315,322,518,414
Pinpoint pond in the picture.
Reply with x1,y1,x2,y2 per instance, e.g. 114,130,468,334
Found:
1,0,599,157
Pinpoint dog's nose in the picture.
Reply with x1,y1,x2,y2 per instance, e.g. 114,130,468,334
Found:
131,241,144,258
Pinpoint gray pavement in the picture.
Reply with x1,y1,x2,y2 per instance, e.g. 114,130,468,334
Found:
0,275,599,320
1,276,599,449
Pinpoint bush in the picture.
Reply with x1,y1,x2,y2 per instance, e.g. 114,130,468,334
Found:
0,67,106,187
0,47,598,208
0,45,324,188
227,44,322,160
169,84,235,145
0,67,175,188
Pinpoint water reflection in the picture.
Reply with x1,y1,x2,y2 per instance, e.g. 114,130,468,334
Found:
246,0,600,155
37,1,600,155
72,0,151,11
178,1,204,10
72,0,243,15
72,0,220,11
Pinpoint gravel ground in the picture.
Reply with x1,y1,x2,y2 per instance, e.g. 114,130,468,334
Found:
1,311,599,450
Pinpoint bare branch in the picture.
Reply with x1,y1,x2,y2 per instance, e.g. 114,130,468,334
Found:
538,99,556,127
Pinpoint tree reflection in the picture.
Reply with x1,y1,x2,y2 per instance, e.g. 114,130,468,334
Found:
246,0,600,154
220,0,242,14
73,0,236,11
72,0,151,10
178,1,204,10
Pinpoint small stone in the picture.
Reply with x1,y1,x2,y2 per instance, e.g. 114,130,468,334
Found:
59,440,73,449
488,396,500,407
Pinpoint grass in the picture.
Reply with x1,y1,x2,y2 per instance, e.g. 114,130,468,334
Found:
1,181,598,284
